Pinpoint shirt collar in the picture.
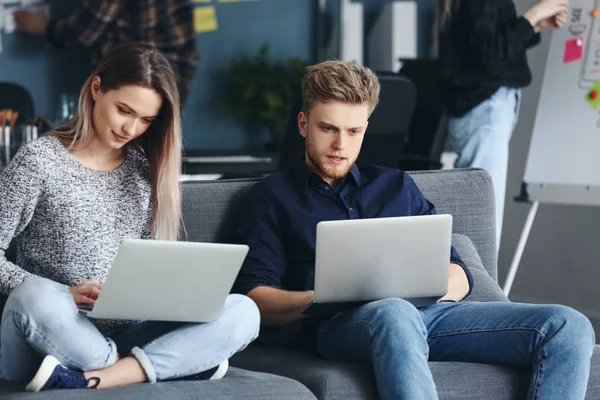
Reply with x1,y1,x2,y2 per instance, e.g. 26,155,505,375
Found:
291,156,362,189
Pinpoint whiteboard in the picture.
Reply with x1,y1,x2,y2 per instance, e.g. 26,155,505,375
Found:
523,0,600,205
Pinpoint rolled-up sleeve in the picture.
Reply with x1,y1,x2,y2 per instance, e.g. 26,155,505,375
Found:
231,182,287,295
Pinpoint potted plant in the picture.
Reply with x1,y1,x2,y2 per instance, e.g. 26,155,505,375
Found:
220,44,306,151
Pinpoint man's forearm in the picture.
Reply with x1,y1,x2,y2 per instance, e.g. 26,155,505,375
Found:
247,286,314,327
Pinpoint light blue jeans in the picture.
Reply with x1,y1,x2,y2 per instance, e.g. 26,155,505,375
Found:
448,87,521,249
0,278,260,383
316,299,595,400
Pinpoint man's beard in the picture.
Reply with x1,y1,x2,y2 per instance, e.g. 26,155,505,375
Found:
306,137,353,181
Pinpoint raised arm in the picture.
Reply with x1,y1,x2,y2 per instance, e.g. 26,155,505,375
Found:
464,0,567,74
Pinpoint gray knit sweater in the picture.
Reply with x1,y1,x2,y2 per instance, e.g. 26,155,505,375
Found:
0,135,152,333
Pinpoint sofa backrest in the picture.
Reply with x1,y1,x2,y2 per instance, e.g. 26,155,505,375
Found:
180,168,498,281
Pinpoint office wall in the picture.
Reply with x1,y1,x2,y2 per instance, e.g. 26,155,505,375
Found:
500,0,600,333
0,0,313,151
0,2,91,125
184,0,312,150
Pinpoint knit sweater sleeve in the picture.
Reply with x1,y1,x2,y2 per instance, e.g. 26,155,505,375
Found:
0,146,43,294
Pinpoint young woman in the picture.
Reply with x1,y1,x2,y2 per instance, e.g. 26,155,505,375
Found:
0,42,260,392
437,0,569,247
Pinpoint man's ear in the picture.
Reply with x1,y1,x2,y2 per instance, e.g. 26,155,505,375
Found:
298,111,308,138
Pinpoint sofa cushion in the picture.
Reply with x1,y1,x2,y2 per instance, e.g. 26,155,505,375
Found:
410,169,497,281
588,345,600,399
232,344,600,400
452,234,509,303
231,345,529,400
0,368,316,400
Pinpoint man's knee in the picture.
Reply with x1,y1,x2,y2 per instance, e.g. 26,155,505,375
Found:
543,305,595,352
364,298,424,332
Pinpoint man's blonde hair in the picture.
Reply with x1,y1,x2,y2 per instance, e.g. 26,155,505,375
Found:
302,60,381,116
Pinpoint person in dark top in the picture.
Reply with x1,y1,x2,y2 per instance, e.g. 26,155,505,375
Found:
13,0,198,106
232,60,595,399
437,0,569,247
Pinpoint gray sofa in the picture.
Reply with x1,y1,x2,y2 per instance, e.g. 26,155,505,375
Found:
179,168,600,399
0,168,598,399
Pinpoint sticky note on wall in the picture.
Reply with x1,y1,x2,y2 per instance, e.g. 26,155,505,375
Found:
194,6,218,33
564,37,584,63
585,81,600,109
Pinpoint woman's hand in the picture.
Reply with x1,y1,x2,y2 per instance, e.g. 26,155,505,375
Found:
70,280,103,305
524,0,569,32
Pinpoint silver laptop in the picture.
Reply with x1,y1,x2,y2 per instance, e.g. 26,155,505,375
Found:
304,214,451,315
78,239,248,322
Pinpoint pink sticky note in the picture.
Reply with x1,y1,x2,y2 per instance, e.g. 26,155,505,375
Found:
564,37,584,63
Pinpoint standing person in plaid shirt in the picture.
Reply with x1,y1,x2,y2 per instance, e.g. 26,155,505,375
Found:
437,0,569,248
13,1,199,106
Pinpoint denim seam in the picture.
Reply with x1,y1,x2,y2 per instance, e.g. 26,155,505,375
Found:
427,326,547,340
530,345,546,400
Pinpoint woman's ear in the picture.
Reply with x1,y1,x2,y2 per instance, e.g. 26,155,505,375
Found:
90,76,102,101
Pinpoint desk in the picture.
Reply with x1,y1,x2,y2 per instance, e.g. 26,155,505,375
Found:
182,151,279,178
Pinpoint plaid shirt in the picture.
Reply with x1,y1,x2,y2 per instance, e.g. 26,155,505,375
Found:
438,0,541,117
46,0,199,104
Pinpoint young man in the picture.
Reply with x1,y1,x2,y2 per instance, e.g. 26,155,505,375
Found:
232,60,596,399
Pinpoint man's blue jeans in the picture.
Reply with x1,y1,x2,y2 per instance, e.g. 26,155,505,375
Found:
0,278,260,383
448,87,521,249
315,299,595,400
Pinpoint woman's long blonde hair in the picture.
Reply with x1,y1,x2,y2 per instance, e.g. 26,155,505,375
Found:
436,0,458,30
433,0,459,51
49,43,182,241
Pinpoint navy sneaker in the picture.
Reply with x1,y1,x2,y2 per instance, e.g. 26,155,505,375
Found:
25,355,100,392
180,359,229,381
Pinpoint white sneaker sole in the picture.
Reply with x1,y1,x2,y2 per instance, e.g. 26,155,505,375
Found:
210,359,229,380
25,355,62,392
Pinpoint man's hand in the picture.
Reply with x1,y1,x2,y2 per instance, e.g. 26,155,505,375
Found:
70,280,103,306
13,10,49,36
523,0,570,33
247,287,315,327
438,263,469,303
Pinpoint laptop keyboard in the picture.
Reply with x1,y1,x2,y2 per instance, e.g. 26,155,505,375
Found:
77,303,94,313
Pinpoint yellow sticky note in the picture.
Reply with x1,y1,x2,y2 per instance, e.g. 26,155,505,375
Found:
194,6,218,33
193,0,212,3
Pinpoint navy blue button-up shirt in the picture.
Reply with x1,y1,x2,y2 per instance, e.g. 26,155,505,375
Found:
232,161,473,297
